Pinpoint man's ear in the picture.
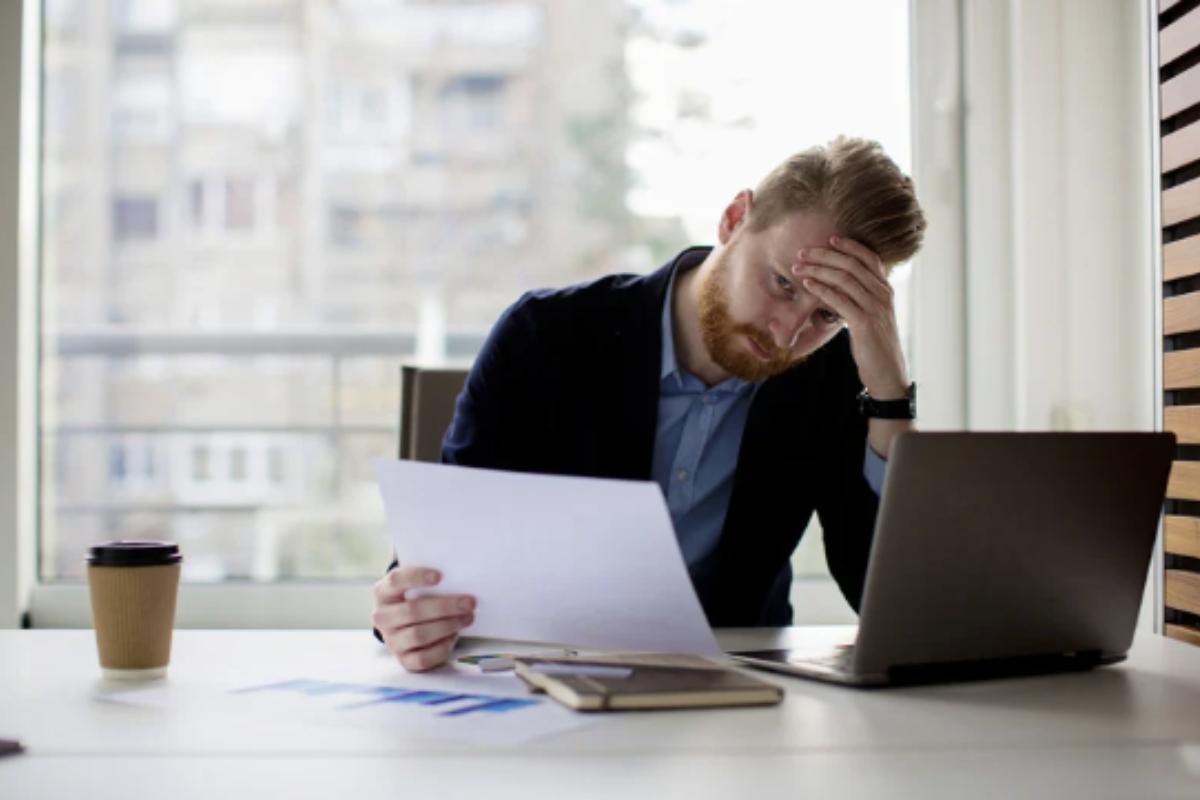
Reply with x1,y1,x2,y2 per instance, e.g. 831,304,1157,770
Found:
717,189,754,244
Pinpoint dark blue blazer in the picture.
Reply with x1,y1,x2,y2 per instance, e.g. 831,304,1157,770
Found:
439,247,880,626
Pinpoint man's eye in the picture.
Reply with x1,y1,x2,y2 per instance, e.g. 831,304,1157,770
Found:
817,308,841,324
774,274,793,294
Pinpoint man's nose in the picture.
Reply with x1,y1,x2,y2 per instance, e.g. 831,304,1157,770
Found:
768,302,813,350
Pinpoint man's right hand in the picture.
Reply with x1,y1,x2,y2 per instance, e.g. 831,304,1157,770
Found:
372,565,476,672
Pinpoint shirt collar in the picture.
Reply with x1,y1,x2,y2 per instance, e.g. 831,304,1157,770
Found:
660,269,682,384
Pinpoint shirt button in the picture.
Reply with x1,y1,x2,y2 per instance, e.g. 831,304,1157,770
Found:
703,394,717,405
677,469,689,482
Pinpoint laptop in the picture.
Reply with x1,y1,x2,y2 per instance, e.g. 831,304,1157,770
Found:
730,431,1176,687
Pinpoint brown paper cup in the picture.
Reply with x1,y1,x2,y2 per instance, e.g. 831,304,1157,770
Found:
87,542,182,680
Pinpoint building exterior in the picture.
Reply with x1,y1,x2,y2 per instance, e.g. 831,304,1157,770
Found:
40,0,637,580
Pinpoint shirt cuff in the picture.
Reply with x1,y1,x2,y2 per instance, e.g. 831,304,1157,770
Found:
863,442,887,496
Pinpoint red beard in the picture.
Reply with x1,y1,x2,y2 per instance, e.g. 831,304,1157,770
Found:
697,249,803,382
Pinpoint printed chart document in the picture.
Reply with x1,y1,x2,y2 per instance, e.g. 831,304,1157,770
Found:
373,459,722,656
99,665,593,746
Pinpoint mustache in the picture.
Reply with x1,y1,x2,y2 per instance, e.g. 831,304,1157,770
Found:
734,324,785,359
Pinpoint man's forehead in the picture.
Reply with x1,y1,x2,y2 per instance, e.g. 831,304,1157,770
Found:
755,210,838,259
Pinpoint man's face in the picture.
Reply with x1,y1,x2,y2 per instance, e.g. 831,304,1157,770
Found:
698,210,848,382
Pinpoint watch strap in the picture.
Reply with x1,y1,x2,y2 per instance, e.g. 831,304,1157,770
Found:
857,382,916,420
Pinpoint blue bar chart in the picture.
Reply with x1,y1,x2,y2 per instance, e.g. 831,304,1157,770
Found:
232,678,542,719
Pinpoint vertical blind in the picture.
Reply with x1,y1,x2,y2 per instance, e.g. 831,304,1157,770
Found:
1160,0,1200,647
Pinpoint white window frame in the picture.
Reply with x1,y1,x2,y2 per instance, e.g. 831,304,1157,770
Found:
4,1,963,629
909,0,968,431
1148,0,1165,636
0,0,39,630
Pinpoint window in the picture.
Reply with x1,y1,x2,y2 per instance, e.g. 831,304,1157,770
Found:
35,0,912,621
111,72,172,141
109,443,128,482
268,447,285,485
112,196,159,241
191,445,210,483
229,447,247,482
440,75,508,132
189,176,267,235
223,179,255,232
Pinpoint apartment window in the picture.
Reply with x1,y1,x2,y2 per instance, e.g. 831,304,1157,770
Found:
191,446,210,483
37,0,912,609
109,443,128,482
112,196,159,241
112,0,176,35
112,72,172,142
329,206,364,248
230,447,247,482
142,443,158,482
441,75,507,132
189,176,265,235
268,447,285,485
188,180,204,227
328,75,410,142
224,179,255,231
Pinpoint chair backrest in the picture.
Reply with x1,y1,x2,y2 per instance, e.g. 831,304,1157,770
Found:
397,365,469,463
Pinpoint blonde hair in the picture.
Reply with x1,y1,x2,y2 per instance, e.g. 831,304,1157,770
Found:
748,137,926,267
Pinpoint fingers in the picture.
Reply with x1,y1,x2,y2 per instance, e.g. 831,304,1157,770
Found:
373,564,441,603
829,236,887,280
801,277,860,325
372,565,477,673
373,593,477,630
797,264,877,317
398,631,463,673
793,243,891,304
376,605,476,672
792,236,894,328
389,613,475,654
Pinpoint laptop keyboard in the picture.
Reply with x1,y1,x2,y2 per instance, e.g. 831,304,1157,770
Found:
792,646,855,671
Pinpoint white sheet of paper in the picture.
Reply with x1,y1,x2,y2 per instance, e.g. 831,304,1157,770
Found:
373,459,722,656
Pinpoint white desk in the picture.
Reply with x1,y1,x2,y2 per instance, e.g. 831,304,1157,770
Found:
2,627,1200,798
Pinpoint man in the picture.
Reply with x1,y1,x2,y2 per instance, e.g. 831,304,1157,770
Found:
372,137,927,672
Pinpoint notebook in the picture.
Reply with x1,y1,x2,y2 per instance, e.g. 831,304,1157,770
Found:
513,653,783,711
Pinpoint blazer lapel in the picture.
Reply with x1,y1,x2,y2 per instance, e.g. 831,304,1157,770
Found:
603,247,709,480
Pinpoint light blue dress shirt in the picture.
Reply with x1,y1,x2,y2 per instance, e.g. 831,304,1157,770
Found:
652,270,887,570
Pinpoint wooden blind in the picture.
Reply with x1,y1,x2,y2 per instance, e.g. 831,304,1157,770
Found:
1161,0,1200,647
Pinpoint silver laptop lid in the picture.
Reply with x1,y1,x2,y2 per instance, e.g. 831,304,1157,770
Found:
852,432,1175,676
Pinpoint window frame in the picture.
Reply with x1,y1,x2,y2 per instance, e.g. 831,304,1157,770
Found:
1148,0,1165,636
0,0,40,629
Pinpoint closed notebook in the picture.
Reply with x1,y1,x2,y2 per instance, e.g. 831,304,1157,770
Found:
513,654,784,711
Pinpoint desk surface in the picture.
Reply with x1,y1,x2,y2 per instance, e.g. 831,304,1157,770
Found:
2,627,1200,798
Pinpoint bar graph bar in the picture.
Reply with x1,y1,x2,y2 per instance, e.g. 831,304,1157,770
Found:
232,678,541,718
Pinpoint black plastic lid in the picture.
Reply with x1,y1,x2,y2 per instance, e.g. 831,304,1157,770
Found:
87,541,182,567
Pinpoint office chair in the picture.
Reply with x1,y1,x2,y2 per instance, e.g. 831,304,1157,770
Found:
397,365,469,463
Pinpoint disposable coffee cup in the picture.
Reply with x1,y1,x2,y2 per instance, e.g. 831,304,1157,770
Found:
86,541,182,680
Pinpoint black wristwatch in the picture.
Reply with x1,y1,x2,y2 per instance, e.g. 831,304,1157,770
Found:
857,382,916,420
